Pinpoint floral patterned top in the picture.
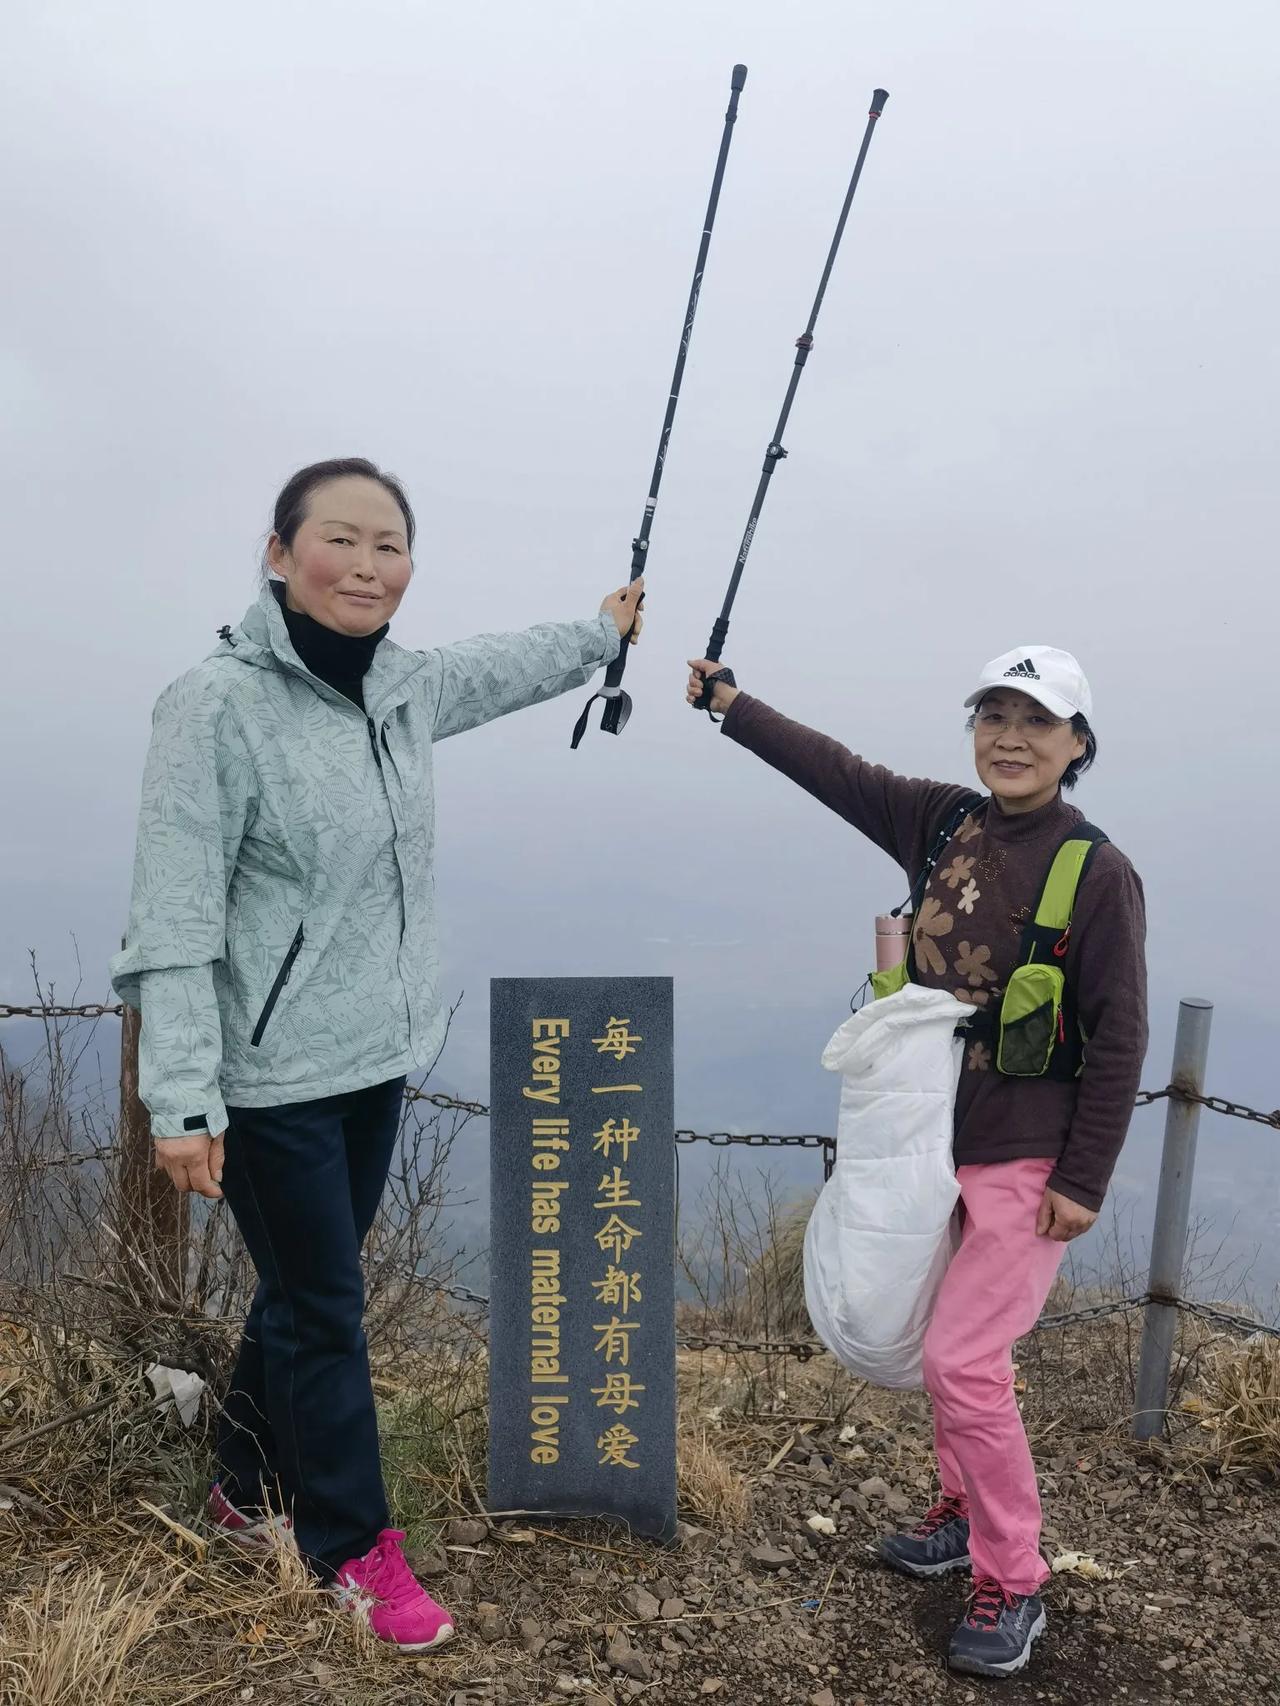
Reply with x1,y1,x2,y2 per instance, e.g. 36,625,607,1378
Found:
723,693,1148,1213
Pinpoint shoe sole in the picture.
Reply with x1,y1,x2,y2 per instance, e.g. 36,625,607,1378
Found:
879,1544,973,1579
949,1609,1047,1677
387,1624,455,1654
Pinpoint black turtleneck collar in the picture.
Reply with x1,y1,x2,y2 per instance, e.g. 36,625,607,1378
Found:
269,578,388,711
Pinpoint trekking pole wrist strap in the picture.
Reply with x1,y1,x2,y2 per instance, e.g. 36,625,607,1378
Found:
695,665,736,722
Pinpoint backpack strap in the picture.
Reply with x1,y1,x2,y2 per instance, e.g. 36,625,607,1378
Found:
1017,821,1109,968
1018,820,1108,1079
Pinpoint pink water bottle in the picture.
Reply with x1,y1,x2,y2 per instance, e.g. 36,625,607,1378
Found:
875,913,911,972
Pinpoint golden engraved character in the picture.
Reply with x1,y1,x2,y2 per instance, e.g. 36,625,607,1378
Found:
593,1213,642,1262
593,1316,639,1366
597,1423,641,1469
593,1018,643,1060
594,1167,641,1210
592,1266,642,1313
593,1117,640,1161
592,1371,646,1414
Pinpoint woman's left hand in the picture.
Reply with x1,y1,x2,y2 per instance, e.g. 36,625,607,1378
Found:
1036,1187,1098,1243
600,576,645,644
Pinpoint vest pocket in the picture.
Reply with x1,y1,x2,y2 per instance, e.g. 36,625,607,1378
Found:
250,922,305,1048
996,962,1064,1076
870,959,910,1000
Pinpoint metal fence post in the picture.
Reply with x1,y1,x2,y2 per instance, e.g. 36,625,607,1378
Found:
1133,997,1214,1440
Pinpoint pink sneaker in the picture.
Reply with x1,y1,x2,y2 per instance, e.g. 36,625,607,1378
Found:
207,1481,294,1552
332,1528,455,1652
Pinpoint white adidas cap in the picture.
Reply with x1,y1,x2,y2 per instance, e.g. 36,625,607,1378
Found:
964,646,1093,723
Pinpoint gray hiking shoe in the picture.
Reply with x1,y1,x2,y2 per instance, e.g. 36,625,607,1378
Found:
948,1577,1047,1677
879,1494,971,1578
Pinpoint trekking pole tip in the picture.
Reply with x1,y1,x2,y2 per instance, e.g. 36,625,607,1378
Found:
871,88,889,115
732,64,748,90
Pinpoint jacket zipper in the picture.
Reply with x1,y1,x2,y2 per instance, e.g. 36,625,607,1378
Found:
367,717,383,769
250,922,305,1047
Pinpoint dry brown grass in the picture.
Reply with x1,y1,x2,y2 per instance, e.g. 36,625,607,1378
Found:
676,1423,750,1528
1,1551,182,1706
1193,1332,1280,1470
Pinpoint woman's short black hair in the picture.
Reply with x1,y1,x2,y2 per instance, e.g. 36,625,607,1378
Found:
271,458,416,554
1060,714,1097,790
966,703,1098,791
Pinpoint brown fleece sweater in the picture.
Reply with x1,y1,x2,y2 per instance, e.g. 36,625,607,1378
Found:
723,692,1148,1213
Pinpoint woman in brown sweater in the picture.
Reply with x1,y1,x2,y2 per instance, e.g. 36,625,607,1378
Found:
686,644,1147,1680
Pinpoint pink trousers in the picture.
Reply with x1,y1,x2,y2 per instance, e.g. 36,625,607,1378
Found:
922,1157,1064,1596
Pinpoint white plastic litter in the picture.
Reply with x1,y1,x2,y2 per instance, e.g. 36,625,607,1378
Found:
145,1362,206,1428
803,985,970,1390
1051,1551,1134,1581
806,1514,837,1535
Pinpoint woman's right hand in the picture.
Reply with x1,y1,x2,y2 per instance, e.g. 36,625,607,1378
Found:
686,658,740,716
154,1132,225,1200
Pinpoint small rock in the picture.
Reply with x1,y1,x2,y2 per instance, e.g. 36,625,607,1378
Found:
676,1520,715,1552
749,1544,795,1571
474,1602,505,1643
622,1585,661,1622
409,1541,449,1576
605,1632,652,1682
700,1682,726,1696
810,1690,838,1706
448,1517,489,1547
1158,1657,1180,1672
660,1597,686,1620
857,1476,892,1501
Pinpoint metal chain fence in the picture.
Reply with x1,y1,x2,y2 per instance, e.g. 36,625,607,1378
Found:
5,1000,1279,1352
423,1281,1280,1354
3,1001,1277,1130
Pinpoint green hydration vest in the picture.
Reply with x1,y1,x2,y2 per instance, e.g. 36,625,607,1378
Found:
868,797,1108,1081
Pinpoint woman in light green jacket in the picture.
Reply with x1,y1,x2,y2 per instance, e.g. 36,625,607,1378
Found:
112,457,642,1653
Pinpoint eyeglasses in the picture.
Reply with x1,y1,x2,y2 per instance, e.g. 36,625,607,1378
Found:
974,709,1069,738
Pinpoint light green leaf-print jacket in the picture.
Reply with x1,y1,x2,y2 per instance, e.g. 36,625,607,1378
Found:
110,581,621,1139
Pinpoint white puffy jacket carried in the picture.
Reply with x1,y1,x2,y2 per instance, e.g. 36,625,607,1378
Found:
803,985,971,1390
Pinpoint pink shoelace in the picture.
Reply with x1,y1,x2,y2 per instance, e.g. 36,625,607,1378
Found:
966,1575,1019,1629
913,1494,969,1538
345,1529,421,1607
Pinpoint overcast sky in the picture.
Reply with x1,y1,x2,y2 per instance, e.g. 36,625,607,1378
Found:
3,2,1278,1285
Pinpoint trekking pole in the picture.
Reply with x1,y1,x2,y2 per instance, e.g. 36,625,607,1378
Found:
571,63,748,749
691,88,888,716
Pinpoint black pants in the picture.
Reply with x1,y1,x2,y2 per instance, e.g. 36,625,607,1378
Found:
216,1074,406,1577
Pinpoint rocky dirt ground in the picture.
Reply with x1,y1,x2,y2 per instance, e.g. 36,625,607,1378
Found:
7,1353,1268,1706
398,1385,1280,1706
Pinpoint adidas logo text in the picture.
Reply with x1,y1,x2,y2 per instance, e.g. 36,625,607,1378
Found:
1003,658,1040,680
